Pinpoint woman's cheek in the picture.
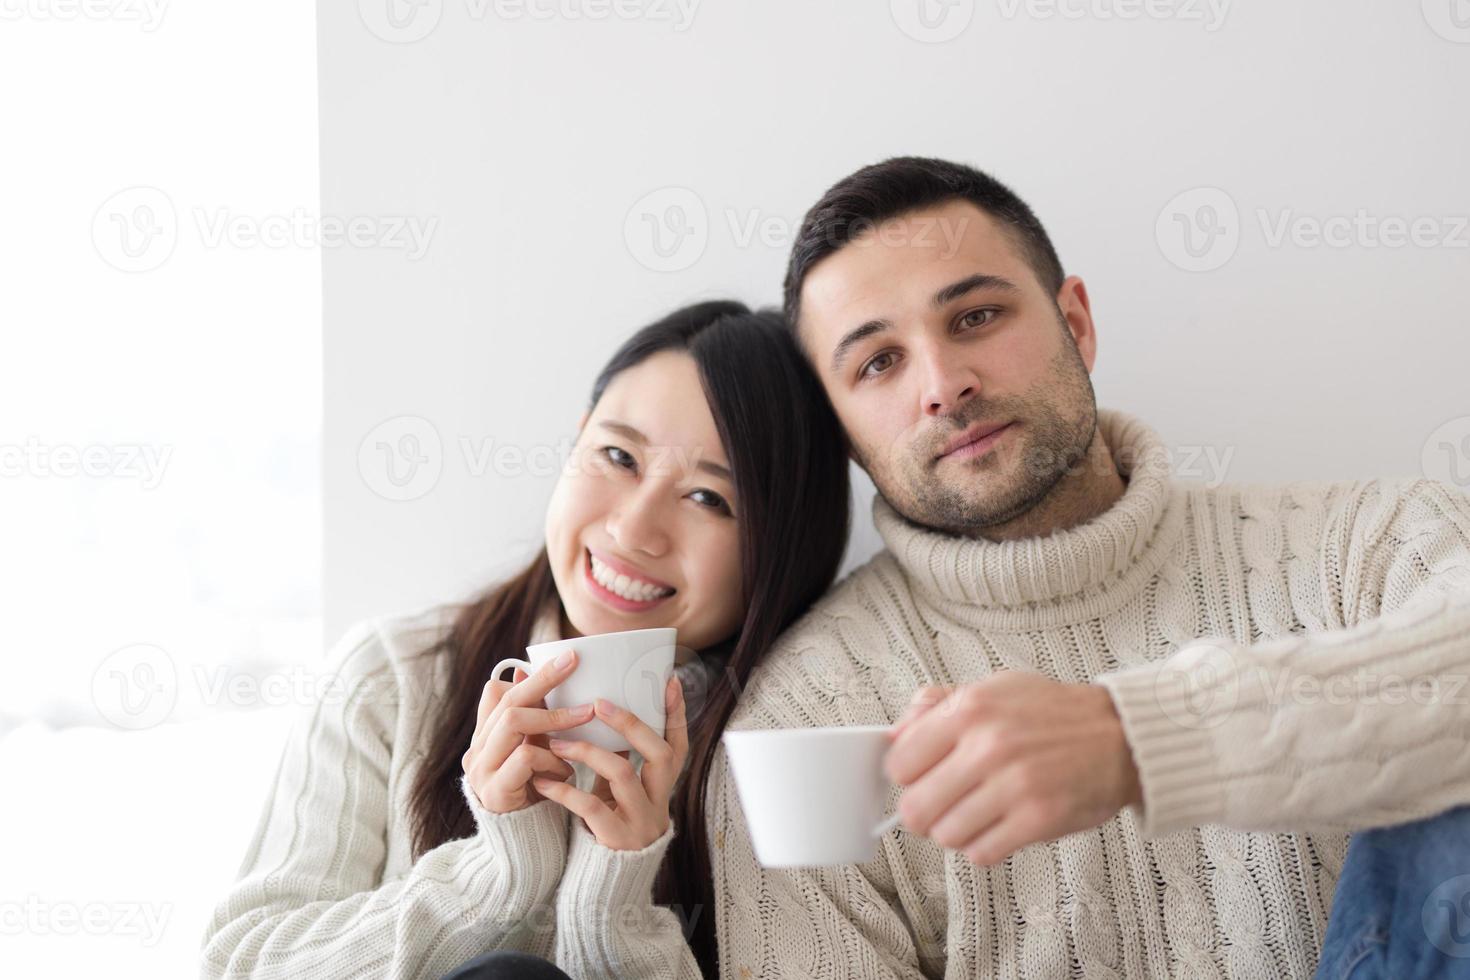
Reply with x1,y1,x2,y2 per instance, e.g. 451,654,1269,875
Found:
685,526,744,648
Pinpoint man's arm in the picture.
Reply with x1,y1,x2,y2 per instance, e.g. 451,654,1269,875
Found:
1098,478,1470,838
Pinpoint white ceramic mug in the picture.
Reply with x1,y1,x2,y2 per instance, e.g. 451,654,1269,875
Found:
490,627,676,753
722,724,902,868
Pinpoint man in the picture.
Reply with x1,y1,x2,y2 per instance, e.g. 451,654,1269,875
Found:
712,157,1470,979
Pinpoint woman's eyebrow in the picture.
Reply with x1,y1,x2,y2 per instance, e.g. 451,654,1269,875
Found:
598,420,647,443
696,458,732,482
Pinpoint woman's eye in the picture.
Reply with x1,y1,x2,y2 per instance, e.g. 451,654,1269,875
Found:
688,488,732,515
601,446,637,472
859,351,896,380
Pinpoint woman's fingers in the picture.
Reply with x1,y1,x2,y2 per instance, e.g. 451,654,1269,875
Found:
531,776,626,846
480,702,595,771
485,742,574,799
495,650,579,716
590,693,677,772
546,738,649,817
464,678,512,767
641,677,688,804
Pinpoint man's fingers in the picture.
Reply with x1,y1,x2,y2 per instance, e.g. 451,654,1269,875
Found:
923,764,1009,852
896,742,990,837
885,688,965,785
890,685,949,738
960,809,1033,868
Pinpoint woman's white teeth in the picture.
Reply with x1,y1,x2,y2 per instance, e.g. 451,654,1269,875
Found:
590,553,673,602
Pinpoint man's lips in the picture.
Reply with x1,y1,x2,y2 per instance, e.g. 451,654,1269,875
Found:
935,421,1015,463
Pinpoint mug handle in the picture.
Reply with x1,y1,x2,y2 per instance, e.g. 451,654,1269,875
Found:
489,657,533,683
872,812,902,837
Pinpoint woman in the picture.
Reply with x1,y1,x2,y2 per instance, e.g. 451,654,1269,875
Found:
201,300,851,980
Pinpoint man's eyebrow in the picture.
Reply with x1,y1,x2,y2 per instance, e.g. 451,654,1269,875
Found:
932,273,1022,308
599,419,733,483
830,319,891,374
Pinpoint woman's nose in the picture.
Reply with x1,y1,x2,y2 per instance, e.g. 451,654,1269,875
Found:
605,490,671,557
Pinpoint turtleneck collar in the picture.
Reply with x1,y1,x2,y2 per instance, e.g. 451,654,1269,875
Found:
871,408,1186,627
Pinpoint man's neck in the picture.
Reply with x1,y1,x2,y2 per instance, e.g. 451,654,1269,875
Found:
972,427,1126,543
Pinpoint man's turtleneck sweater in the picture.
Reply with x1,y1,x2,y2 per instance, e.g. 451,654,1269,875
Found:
665,408,1469,979
203,409,1470,980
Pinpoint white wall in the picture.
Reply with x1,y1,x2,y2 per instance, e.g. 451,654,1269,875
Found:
320,0,1470,644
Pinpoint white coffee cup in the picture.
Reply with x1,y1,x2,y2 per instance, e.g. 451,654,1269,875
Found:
490,627,676,753
722,724,902,868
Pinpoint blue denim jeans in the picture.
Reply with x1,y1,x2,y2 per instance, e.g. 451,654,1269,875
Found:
1314,804,1470,979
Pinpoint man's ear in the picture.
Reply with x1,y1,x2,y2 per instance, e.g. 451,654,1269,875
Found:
1055,275,1098,373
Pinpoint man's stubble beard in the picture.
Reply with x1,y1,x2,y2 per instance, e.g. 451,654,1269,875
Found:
858,336,1099,537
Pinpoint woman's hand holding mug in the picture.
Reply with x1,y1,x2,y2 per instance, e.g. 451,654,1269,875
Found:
461,650,596,814
533,675,688,850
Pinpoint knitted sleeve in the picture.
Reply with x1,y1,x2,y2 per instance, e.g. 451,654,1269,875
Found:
1099,478,1470,837
200,620,569,979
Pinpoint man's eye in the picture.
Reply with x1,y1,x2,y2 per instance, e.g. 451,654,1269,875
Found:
601,446,637,471
859,351,897,379
688,488,732,515
959,308,998,330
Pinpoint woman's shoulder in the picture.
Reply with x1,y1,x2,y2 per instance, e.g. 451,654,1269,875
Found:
320,600,467,696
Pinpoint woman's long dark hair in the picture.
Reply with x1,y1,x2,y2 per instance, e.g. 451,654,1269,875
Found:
405,299,850,977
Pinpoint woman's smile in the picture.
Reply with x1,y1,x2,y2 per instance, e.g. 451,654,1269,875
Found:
582,546,677,612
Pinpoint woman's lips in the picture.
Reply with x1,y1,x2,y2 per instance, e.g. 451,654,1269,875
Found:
938,421,1015,463
582,548,675,613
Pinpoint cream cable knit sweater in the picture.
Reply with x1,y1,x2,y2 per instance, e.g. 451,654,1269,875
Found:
203,409,1470,980
200,603,708,979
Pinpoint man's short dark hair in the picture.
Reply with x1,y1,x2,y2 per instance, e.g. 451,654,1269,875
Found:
782,156,1066,332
